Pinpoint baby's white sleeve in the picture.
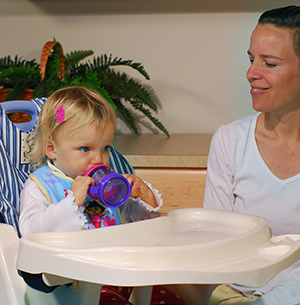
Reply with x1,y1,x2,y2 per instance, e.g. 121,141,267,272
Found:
19,178,88,236
120,180,163,223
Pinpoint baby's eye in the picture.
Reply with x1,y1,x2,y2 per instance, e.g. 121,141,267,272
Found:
102,145,111,152
80,146,90,153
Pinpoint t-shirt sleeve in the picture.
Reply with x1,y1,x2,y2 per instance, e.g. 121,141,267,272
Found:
120,180,162,223
203,126,235,211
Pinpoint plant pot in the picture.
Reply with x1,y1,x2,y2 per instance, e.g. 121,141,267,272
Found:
0,88,34,123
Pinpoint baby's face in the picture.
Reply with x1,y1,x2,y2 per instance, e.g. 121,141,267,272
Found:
48,119,114,178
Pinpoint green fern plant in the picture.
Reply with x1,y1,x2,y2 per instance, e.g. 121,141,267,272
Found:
61,52,168,136
0,56,40,100
0,43,169,136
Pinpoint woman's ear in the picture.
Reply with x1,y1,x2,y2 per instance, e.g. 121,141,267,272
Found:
44,138,56,159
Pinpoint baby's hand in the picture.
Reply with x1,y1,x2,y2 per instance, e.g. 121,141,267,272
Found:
70,176,94,207
123,174,157,208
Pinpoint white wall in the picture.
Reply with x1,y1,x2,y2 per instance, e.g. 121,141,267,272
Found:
0,1,263,134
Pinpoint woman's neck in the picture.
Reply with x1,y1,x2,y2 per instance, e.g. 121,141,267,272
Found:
255,111,300,180
259,110,300,143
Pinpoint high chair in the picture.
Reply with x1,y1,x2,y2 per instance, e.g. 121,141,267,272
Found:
1,100,300,305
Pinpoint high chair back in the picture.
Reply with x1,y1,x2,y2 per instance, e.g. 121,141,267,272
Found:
0,98,134,236
0,100,42,235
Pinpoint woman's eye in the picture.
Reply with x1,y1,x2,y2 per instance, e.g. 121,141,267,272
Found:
266,62,277,68
102,146,111,152
80,147,90,153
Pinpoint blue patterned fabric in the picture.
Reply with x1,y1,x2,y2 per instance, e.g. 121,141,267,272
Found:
109,146,135,175
0,100,41,235
0,98,134,236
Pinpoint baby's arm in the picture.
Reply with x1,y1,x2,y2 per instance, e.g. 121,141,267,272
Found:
123,174,157,208
120,174,163,223
19,179,88,236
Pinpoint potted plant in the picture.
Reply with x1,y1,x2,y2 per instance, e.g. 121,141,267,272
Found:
0,40,169,136
0,56,40,101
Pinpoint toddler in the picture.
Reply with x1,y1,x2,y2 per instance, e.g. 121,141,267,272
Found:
19,86,187,305
19,86,162,235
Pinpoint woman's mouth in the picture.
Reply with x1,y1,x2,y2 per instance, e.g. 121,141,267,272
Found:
251,87,269,94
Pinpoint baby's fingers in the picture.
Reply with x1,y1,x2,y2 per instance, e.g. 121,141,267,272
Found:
71,176,94,207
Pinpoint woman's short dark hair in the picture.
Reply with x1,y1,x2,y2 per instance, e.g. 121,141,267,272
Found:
258,5,300,59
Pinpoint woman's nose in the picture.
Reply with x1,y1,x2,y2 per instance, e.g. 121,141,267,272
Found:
246,61,261,82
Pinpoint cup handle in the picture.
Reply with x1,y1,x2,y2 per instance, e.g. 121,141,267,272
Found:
88,186,98,195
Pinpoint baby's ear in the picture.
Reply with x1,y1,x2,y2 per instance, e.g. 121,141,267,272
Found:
44,138,56,159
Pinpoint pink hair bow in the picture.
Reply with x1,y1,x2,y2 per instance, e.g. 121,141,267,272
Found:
56,105,65,123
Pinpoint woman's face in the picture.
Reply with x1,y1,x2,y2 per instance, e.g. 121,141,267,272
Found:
246,24,300,116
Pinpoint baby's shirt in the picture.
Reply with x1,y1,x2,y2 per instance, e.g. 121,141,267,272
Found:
29,164,123,229
19,162,162,236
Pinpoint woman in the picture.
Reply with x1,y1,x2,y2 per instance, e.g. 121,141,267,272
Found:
204,5,300,305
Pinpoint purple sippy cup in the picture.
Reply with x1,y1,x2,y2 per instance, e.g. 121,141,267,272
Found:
84,165,131,207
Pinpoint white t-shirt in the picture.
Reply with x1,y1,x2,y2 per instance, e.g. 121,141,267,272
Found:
204,113,300,302
19,161,162,236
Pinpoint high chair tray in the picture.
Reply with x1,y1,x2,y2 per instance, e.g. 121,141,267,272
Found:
17,208,300,288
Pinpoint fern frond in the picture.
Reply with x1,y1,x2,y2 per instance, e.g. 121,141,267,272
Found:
0,55,37,71
110,57,150,80
100,70,129,98
132,103,169,137
97,86,116,110
96,54,112,67
0,66,40,86
101,70,157,110
65,69,116,110
113,99,139,134
0,56,15,70
88,55,150,80
5,82,27,101
87,55,112,77
64,50,94,71
123,77,156,110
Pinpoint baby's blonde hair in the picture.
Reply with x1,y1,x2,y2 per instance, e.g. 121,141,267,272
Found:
29,86,116,169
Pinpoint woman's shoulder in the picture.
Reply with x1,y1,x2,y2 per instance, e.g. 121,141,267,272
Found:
215,113,259,136
210,113,259,152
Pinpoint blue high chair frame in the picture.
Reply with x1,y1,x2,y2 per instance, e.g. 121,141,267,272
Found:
0,99,41,235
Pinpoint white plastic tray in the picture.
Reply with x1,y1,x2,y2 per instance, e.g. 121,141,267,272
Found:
17,208,300,288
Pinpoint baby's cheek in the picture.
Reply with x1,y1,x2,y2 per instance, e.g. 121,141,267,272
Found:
103,155,110,166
